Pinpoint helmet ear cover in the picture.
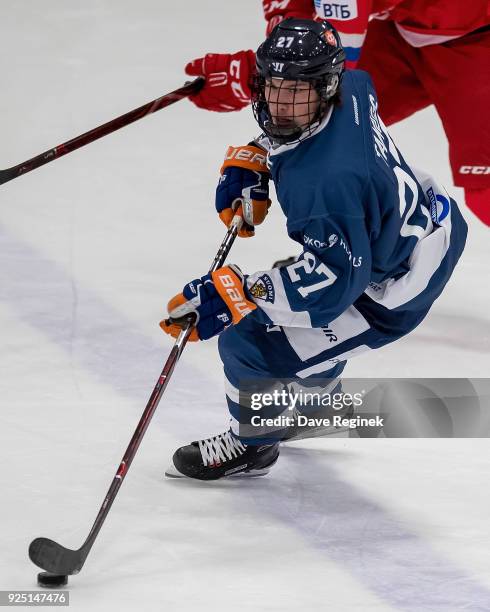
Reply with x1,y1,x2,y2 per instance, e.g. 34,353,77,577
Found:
320,74,339,101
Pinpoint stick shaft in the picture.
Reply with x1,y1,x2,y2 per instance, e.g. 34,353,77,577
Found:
0,78,203,186
78,218,241,564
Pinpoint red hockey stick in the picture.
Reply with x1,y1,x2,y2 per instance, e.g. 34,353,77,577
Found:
0,77,204,186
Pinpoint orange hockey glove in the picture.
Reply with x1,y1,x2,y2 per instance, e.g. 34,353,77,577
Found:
216,145,271,238
160,265,256,341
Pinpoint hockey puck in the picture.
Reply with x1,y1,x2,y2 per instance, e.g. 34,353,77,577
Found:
37,572,68,588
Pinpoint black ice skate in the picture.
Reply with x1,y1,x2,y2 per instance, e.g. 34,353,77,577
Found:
165,430,280,480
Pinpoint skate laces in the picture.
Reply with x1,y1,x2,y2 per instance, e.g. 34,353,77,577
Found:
198,430,247,467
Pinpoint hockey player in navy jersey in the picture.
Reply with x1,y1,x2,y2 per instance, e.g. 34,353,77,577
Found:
161,19,468,480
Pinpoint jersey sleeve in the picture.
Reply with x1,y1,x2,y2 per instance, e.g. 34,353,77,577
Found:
245,213,372,328
262,0,315,35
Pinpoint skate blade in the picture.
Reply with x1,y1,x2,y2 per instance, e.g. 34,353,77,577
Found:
164,463,186,478
231,467,272,478
283,423,352,442
164,463,272,480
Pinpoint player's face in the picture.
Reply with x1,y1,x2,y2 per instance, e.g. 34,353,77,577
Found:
264,78,320,132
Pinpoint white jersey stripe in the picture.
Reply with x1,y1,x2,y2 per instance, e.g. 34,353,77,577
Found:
283,306,370,361
364,173,452,310
225,377,240,404
339,32,366,48
296,345,371,378
395,24,463,48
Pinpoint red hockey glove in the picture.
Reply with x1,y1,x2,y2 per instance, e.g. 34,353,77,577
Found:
184,50,255,113
262,0,315,35
160,265,256,341
216,145,271,238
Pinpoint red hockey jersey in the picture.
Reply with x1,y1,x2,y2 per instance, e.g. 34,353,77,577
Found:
262,0,490,66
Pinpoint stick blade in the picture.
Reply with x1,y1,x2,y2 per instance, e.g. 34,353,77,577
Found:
29,537,84,575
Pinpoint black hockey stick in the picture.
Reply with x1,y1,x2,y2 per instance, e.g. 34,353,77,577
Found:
29,215,242,581
0,78,204,186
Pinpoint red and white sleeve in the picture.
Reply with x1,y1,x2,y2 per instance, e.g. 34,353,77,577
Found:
262,0,315,35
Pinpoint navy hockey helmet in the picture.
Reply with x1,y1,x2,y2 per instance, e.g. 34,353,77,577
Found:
252,18,346,144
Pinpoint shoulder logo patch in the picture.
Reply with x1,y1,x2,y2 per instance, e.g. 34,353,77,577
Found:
249,275,275,303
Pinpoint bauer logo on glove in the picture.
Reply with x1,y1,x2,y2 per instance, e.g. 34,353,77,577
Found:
216,144,271,237
160,265,256,341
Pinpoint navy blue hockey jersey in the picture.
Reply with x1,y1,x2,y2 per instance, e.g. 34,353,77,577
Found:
245,70,467,335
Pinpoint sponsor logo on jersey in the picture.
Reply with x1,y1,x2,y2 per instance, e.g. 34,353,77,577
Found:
321,327,338,343
303,233,338,249
368,281,383,293
315,0,358,21
426,187,450,224
304,234,361,267
459,165,490,175
303,235,327,249
249,275,275,303
339,238,363,267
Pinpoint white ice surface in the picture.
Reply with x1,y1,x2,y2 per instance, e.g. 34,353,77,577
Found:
0,2,489,611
